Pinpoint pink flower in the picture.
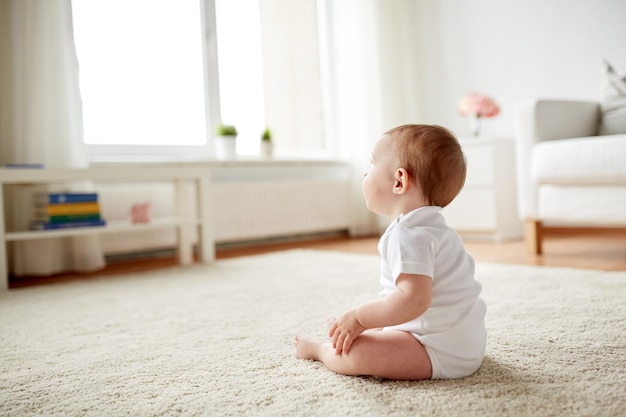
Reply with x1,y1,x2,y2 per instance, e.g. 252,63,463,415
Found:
458,92,500,118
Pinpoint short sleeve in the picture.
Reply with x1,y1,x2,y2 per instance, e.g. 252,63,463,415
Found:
386,223,436,282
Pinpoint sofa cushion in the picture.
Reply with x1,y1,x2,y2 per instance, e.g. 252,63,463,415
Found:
599,60,626,135
538,185,626,224
531,134,626,184
600,96,626,135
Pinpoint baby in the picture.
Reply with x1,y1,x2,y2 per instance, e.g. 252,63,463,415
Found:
295,124,486,380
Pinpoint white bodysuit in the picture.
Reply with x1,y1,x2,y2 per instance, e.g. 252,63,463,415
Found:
379,206,487,379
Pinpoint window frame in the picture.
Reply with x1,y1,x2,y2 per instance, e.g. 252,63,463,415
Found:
79,0,222,161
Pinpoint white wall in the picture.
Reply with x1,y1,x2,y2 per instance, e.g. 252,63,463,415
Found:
413,0,626,139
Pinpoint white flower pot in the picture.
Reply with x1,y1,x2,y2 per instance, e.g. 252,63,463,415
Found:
214,136,237,159
260,141,273,158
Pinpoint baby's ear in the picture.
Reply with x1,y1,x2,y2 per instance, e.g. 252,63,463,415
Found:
392,168,409,194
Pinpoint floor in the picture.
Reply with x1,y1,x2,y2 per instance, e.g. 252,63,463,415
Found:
216,228,626,271
8,228,626,289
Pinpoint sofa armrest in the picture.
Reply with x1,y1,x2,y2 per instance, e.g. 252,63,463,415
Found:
513,99,600,220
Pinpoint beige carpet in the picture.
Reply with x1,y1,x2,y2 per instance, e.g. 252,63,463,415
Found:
1,250,624,417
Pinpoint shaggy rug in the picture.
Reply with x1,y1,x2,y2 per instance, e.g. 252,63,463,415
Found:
0,250,624,417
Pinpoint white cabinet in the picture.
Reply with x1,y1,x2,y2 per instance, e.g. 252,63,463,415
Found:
443,138,522,241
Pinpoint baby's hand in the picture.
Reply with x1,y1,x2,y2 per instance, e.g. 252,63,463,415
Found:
328,309,365,355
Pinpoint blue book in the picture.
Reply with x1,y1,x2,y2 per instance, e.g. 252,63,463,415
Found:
4,163,45,169
37,192,99,204
33,219,107,230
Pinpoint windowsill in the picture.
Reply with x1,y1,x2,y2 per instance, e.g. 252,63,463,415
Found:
89,154,347,168
89,156,351,183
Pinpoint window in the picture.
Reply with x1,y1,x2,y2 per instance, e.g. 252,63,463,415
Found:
214,0,265,155
72,0,209,154
72,0,325,158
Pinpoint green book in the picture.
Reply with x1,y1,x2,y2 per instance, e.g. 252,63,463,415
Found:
45,213,102,224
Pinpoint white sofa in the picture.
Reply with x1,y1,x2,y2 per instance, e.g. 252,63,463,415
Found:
514,99,626,254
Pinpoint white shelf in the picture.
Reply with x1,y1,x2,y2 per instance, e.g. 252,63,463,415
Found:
0,167,214,290
5,218,200,241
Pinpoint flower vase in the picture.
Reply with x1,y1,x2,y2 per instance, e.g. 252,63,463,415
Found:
469,116,482,138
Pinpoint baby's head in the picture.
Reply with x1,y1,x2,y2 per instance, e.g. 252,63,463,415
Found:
384,124,466,208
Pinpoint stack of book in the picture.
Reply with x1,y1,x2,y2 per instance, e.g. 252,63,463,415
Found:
31,192,106,230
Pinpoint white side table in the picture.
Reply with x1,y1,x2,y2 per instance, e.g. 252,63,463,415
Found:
0,166,214,290
442,138,523,241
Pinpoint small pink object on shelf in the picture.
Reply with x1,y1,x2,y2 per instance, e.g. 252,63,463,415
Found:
131,203,151,224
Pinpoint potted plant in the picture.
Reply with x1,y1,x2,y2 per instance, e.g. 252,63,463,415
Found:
214,124,238,159
260,127,273,158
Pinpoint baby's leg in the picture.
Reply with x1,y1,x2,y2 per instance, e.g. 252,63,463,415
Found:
295,330,432,380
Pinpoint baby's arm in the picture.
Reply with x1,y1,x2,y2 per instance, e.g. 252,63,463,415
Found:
329,273,432,355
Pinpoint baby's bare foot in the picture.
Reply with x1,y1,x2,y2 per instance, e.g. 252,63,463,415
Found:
295,336,321,361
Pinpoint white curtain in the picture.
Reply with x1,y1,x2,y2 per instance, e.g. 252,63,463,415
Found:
318,0,423,235
0,0,105,275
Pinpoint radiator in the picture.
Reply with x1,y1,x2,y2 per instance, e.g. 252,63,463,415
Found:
212,180,351,243
96,178,351,255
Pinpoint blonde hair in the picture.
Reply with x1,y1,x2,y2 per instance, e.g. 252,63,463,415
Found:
384,124,466,208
